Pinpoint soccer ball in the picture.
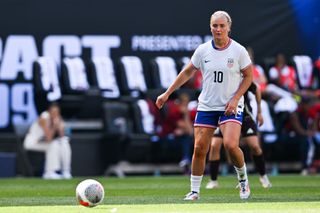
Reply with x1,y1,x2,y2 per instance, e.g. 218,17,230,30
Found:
76,179,105,207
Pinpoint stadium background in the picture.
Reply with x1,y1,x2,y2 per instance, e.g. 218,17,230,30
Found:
0,0,319,176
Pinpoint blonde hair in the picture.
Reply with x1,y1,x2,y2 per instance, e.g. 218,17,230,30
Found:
211,11,232,27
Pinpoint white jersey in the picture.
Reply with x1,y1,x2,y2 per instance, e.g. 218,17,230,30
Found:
191,39,251,111
28,111,50,141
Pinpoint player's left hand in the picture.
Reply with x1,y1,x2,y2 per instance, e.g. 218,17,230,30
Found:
224,98,238,116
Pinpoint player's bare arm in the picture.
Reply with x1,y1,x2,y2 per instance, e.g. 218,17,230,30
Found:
254,83,264,126
39,118,54,142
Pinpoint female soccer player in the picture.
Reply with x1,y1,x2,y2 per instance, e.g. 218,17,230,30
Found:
156,10,253,200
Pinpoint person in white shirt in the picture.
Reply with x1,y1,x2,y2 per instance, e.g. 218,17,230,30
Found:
156,10,253,200
24,102,72,179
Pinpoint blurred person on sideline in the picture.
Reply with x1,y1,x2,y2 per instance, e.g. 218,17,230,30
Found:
206,82,272,189
308,103,320,174
288,98,316,175
156,10,253,200
246,47,276,139
269,53,298,93
246,47,268,92
268,53,319,98
247,49,317,173
248,50,299,136
24,102,72,179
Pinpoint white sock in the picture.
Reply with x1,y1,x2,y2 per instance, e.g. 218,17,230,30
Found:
190,175,203,193
234,164,248,181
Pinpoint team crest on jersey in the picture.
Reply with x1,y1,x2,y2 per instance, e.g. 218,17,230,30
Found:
227,58,234,68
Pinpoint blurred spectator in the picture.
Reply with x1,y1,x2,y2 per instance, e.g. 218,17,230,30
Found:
300,101,320,174
245,49,318,174
268,54,319,99
24,103,72,179
309,106,320,174
247,47,268,92
251,53,298,134
268,53,298,93
264,54,320,137
264,54,299,105
158,93,194,173
315,58,320,71
246,47,277,141
286,98,316,175
314,58,320,90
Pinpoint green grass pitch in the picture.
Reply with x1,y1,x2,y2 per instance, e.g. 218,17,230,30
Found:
1,175,320,212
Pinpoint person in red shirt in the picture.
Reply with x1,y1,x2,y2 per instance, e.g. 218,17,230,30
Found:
247,47,268,92
304,102,320,174
286,98,317,175
269,53,298,93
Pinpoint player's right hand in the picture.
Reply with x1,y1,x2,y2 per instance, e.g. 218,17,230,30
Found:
156,93,169,109
256,112,264,127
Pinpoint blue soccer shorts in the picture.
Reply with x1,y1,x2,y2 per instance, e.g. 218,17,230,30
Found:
194,110,243,128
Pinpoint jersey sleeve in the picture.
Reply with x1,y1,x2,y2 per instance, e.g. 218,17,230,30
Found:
239,47,252,70
191,46,201,69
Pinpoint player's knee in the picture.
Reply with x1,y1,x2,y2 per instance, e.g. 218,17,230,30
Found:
24,140,39,151
24,142,33,150
193,144,207,158
223,141,238,152
49,140,60,149
59,136,70,143
251,146,262,155
209,144,215,153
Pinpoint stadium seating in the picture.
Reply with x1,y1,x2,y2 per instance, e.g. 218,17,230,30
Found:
177,56,190,70
13,124,43,177
149,56,199,101
33,57,62,113
61,57,90,94
60,57,102,119
292,55,314,89
88,56,121,99
150,56,178,89
118,56,148,98
102,101,152,168
27,54,320,176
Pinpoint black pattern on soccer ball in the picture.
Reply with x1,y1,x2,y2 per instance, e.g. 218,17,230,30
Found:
84,184,103,204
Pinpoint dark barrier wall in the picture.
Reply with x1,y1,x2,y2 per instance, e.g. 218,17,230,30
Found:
0,0,319,129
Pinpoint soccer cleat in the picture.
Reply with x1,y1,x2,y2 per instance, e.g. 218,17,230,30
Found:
179,159,190,168
62,171,73,179
259,175,272,188
237,179,250,199
300,169,309,176
183,191,199,201
205,180,219,189
179,159,191,175
42,172,62,180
